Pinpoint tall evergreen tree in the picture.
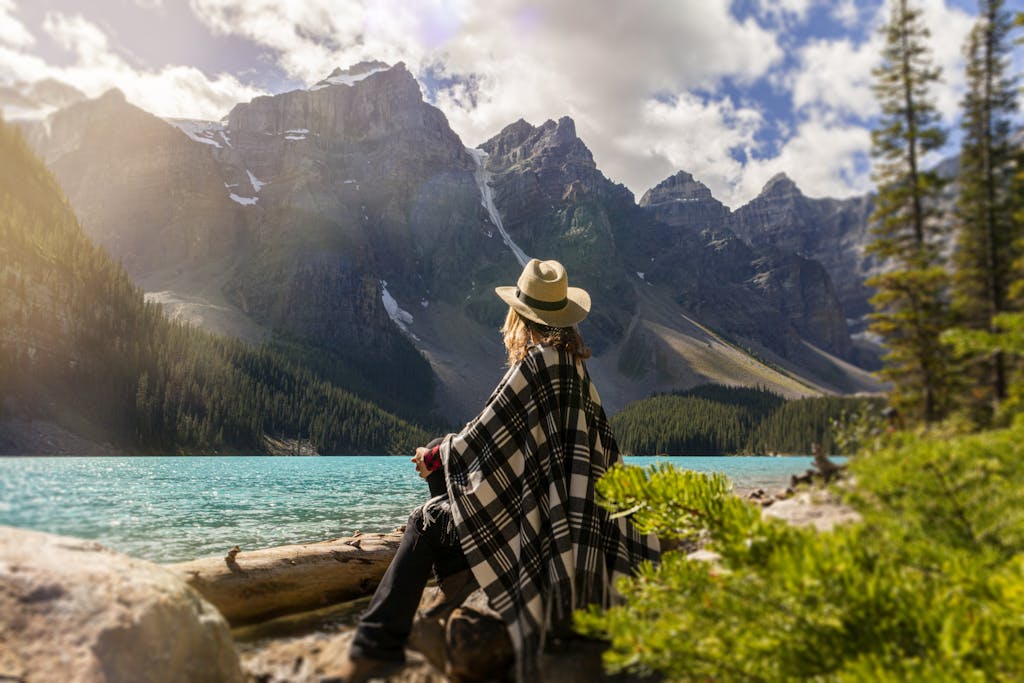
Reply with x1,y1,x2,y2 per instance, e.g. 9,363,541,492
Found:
952,0,1020,421
867,0,951,424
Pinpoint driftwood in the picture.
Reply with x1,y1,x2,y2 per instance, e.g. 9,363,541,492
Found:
811,442,844,481
786,443,846,492
166,532,403,626
167,531,651,681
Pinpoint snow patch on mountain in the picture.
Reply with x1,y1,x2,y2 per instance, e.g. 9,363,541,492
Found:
380,280,418,340
229,193,257,206
467,147,530,267
1,105,56,121
165,118,225,148
310,66,388,91
246,170,265,193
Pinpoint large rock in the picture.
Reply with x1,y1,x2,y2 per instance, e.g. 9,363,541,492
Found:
410,585,648,683
762,490,861,532
0,525,243,683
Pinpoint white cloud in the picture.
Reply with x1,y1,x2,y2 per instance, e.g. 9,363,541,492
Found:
832,0,862,29
760,0,977,209
791,35,883,120
190,0,379,84
182,0,977,207
0,44,48,82
789,0,974,125
3,0,999,210
607,94,764,208
1,11,266,120
739,117,873,203
43,12,113,65
188,0,784,203
915,0,974,122
0,0,33,50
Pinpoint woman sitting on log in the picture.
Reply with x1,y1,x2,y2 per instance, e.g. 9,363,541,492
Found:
330,259,660,682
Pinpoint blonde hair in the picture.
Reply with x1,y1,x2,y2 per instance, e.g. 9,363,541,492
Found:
500,307,591,366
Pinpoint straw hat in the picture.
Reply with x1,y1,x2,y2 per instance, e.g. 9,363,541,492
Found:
495,259,591,327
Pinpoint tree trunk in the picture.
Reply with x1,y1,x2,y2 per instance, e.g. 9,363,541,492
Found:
165,532,403,626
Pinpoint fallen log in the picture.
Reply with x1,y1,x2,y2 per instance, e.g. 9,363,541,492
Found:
166,531,403,626
811,442,844,482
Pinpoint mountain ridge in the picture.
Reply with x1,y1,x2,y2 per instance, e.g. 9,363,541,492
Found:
7,65,883,423
0,119,430,455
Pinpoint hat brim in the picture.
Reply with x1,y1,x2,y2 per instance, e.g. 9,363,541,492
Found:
495,285,591,327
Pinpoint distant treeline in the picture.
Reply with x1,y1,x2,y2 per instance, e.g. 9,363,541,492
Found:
0,120,429,454
611,385,883,455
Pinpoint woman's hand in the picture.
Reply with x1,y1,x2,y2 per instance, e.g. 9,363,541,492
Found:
411,447,431,478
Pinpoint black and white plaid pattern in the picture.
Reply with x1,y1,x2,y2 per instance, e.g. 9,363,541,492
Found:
440,344,660,679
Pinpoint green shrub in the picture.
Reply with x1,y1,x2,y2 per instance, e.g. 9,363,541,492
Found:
577,426,1024,681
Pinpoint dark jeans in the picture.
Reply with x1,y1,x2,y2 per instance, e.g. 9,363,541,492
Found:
350,446,468,662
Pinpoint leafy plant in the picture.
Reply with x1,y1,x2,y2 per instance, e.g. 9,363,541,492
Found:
578,425,1024,681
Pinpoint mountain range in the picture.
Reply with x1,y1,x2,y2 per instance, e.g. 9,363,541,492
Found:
8,61,883,425
0,117,430,455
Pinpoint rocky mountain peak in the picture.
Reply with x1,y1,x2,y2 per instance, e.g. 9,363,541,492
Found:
43,87,140,145
546,116,577,145
225,59,455,150
760,172,801,198
638,169,730,235
0,78,86,117
27,78,87,108
638,170,717,207
529,116,584,154
482,115,595,176
97,88,127,105
15,65,881,422
730,169,876,327
492,118,535,148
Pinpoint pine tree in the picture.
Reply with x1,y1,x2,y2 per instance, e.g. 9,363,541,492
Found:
951,0,1020,422
867,0,951,424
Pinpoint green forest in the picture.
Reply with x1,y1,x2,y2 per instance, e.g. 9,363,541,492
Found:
0,120,429,455
582,2,1024,680
611,384,882,455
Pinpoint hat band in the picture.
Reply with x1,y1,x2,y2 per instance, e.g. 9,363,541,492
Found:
515,288,568,311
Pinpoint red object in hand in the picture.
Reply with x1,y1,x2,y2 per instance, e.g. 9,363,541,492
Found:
423,445,442,473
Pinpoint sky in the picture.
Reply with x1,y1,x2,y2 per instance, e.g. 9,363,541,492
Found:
0,0,1021,208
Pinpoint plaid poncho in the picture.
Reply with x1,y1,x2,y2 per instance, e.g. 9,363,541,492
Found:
437,343,660,678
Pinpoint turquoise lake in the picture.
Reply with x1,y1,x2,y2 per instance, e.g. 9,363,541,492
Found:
0,456,831,563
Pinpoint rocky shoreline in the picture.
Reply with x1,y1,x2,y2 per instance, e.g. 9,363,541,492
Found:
1,477,857,683
0,417,123,456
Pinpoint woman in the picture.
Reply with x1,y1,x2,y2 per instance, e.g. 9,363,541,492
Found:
331,259,660,682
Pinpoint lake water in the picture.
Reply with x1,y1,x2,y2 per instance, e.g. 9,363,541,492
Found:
0,455,828,563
